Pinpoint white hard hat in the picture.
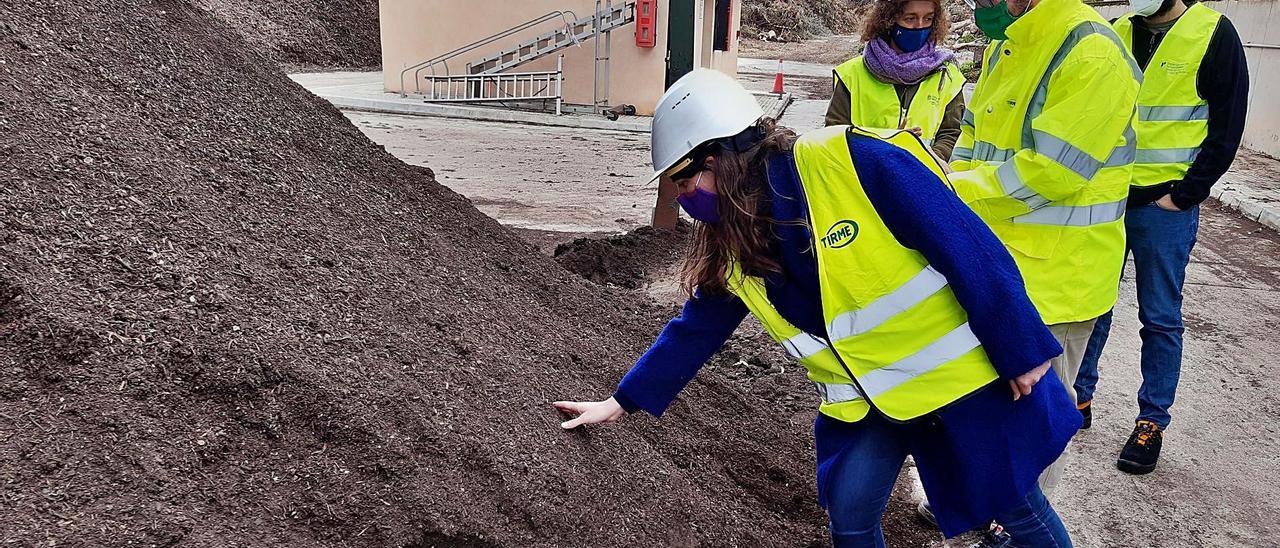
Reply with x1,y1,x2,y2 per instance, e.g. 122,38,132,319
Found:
649,69,764,182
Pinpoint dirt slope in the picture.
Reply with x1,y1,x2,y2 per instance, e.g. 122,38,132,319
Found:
0,1,830,546
196,0,381,68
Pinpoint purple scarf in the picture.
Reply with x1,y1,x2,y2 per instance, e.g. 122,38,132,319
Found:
862,37,956,86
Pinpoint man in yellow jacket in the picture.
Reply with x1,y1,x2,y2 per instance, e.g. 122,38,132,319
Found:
948,0,1141,500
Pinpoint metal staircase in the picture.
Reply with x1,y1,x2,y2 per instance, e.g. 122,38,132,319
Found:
398,3,635,115
468,2,634,75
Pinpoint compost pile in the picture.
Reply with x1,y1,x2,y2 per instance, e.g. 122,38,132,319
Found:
553,223,692,290
0,1,831,546
741,0,977,43
741,0,866,41
195,0,381,68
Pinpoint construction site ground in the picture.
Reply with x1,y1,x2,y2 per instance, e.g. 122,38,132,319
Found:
311,57,1280,547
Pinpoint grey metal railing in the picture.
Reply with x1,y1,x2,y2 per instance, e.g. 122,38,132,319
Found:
419,56,565,115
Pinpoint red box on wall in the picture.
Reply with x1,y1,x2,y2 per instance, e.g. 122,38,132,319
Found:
635,0,657,48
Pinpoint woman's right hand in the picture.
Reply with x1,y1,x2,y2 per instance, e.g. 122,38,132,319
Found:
1009,360,1053,401
552,397,626,429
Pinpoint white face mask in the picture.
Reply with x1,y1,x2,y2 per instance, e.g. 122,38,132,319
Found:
1131,0,1163,17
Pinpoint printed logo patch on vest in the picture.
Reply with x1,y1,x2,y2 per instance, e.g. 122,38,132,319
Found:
821,220,860,249
1160,61,1190,75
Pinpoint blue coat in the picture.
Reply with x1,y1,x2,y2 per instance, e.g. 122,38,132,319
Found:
613,132,1080,536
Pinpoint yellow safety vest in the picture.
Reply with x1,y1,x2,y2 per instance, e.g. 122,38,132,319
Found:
949,0,1140,325
833,56,966,144
726,125,999,423
1113,4,1221,187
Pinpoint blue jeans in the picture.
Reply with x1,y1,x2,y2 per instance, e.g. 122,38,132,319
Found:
826,415,1072,548
1076,203,1200,428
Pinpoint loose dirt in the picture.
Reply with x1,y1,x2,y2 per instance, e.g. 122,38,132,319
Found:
0,2,837,546
553,223,692,290
196,0,382,69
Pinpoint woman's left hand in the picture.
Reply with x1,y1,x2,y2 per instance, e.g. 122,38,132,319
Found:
907,126,923,136
1009,360,1053,401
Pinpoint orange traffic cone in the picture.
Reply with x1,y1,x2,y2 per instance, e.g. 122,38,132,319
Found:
772,58,785,95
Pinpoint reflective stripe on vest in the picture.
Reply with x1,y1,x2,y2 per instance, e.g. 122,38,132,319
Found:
816,323,981,402
814,382,864,404
996,21,1138,228
782,331,828,360
1138,105,1209,122
827,266,949,341
834,57,965,142
1113,4,1221,187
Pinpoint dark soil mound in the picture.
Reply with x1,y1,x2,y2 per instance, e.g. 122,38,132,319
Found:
741,0,866,41
197,0,381,68
553,223,691,289
0,1,838,546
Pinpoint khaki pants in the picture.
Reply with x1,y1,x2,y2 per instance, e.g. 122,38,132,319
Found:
1038,317,1098,493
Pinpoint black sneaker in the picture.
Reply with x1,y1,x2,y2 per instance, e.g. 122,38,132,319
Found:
1078,400,1092,430
969,524,1014,548
1117,420,1163,475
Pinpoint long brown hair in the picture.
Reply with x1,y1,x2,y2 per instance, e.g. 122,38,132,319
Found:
680,119,799,297
861,0,950,46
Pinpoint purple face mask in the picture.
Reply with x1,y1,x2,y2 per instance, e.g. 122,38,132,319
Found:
676,172,720,224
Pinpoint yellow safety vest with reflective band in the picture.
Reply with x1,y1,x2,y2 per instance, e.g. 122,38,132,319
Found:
833,57,966,145
726,125,999,423
949,0,1140,325
1113,4,1221,187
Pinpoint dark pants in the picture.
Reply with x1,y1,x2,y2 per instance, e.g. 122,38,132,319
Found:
825,414,1073,547
1075,203,1200,429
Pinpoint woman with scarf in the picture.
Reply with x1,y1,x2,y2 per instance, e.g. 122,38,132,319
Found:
826,0,965,162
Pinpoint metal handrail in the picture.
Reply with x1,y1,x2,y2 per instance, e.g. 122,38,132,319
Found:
399,10,579,97
418,56,565,115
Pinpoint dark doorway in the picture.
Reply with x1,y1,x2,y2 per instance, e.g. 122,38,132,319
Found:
666,0,695,88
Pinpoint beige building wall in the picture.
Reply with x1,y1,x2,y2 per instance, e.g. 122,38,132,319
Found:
1097,0,1280,157
379,0,741,115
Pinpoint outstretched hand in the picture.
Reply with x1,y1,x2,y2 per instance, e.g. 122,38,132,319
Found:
1009,360,1053,401
552,397,626,429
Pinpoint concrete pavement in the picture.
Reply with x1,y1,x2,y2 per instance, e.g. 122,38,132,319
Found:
1053,203,1280,547
289,71,791,134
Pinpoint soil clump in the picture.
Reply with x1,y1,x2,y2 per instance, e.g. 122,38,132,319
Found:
553,222,692,290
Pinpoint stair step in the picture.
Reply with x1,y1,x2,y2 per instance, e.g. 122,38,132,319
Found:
468,3,635,75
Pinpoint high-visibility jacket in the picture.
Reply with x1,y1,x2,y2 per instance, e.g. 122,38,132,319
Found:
948,0,1141,325
726,125,999,423
833,56,966,145
1113,3,1221,187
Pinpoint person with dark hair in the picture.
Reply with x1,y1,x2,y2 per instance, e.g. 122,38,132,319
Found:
826,0,966,161
554,69,1079,547
1074,0,1249,475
